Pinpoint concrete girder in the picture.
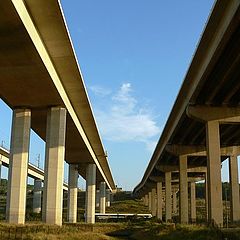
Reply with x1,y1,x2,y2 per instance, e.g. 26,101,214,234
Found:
186,105,240,123
149,175,204,183
166,144,240,157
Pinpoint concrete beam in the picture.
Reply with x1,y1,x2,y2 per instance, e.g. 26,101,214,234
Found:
172,166,207,173
166,144,205,156
187,105,240,123
150,175,204,183
166,144,240,157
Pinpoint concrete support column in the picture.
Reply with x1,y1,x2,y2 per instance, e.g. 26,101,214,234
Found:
165,171,172,222
42,107,67,226
145,194,149,206
6,109,31,224
96,190,100,208
206,121,223,226
100,182,106,214
85,163,96,223
172,191,177,214
68,164,78,223
151,188,157,217
190,182,196,223
33,179,42,214
179,155,188,224
157,182,162,220
229,153,240,222
106,189,111,207
0,159,2,184
148,191,152,211
204,172,208,221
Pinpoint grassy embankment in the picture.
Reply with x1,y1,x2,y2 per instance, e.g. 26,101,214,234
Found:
0,199,239,239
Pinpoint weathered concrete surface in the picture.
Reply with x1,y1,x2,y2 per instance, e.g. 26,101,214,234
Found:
6,109,31,224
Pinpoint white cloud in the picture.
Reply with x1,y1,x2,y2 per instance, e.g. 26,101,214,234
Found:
92,83,161,151
89,85,111,97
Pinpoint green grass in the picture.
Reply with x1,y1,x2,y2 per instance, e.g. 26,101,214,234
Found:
0,221,239,239
106,199,150,214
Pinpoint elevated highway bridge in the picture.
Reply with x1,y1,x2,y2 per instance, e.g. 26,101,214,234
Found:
134,0,240,226
0,0,115,225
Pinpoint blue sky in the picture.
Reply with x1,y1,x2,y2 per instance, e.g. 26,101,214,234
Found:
1,0,239,190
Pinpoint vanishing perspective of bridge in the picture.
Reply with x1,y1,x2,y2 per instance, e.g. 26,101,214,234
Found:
0,0,115,225
1,0,240,229
134,0,240,227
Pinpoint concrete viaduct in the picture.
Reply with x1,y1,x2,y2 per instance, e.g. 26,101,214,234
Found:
133,0,240,227
0,0,115,225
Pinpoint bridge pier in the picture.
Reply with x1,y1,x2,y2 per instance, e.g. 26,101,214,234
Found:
157,182,162,220
96,190,100,208
206,121,223,226
179,155,188,224
190,182,196,223
205,172,208,221
165,171,172,222
6,109,31,224
148,191,152,211
33,179,42,214
0,159,2,184
144,194,149,206
151,187,157,217
42,107,67,226
100,182,106,214
68,164,78,223
85,163,96,223
229,152,240,223
106,189,111,207
172,191,177,214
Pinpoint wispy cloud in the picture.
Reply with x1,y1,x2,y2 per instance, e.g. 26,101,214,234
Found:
89,85,112,97
91,83,161,152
